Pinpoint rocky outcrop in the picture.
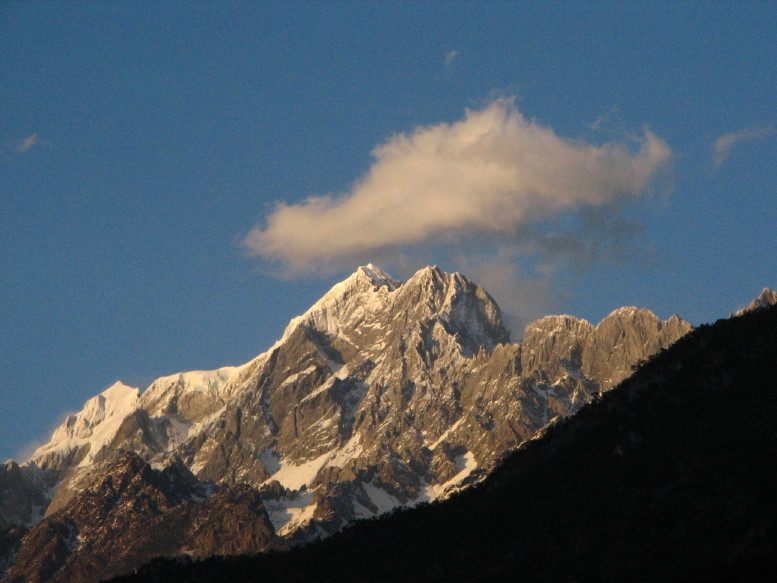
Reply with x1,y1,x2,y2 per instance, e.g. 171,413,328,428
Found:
3,453,277,583
0,462,49,529
581,308,690,391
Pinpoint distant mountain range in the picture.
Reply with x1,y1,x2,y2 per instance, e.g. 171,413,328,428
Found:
1,265,773,582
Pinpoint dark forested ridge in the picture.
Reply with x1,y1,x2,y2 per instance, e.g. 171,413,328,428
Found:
110,305,777,583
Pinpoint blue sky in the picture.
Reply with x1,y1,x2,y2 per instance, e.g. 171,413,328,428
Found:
2,2,775,462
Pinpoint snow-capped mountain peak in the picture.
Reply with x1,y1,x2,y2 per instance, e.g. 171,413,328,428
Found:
355,263,400,291
280,264,401,343
2,264,697,578
29,381,140,469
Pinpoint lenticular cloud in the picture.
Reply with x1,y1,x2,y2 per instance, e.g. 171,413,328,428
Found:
244,98,670,274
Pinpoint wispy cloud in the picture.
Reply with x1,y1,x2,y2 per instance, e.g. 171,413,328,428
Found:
16,133,40,153
244,98,671,319
14,133,51,153
712,126,775,169
444,50,459,67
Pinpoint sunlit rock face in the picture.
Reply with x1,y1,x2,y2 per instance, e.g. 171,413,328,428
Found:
1,264,695,580
732,287,777,317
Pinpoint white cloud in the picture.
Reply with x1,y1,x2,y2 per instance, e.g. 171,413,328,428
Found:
244,98,670,319
246,97,669,266
713,126,775,169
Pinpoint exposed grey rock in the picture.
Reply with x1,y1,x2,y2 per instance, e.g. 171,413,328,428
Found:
44,462,110,518
582,308,691,391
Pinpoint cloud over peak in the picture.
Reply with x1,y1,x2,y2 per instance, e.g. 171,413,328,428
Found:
244,98,671,279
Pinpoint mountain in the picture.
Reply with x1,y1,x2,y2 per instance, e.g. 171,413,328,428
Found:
1,265,693,581
732,287,777,316
108,302,777,583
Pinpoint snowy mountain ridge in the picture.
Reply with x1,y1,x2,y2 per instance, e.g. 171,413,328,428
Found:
1,264,708,582
15,266,502,521
31,381,140,470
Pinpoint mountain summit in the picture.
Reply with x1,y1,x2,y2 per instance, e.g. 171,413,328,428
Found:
732,287,777,317
1,265,692,582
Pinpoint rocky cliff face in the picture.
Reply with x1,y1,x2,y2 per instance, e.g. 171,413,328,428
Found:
1,265,695,581
2,453,278,583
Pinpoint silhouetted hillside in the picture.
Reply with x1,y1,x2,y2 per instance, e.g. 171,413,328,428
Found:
110,305,777,583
